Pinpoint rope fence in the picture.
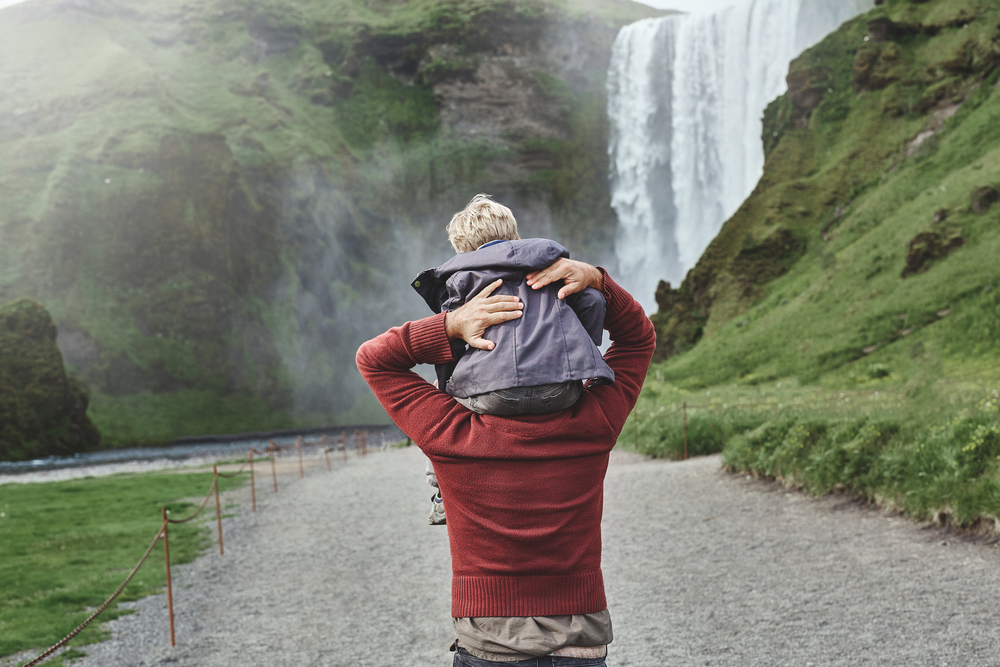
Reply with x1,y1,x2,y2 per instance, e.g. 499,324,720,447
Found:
19,429,381,666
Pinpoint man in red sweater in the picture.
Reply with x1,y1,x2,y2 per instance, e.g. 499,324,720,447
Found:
356,258,655,666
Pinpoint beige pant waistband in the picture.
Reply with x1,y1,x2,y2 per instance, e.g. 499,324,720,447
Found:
549,645,607,658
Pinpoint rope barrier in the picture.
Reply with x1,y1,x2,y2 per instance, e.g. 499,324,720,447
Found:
21,430,377,663
215,449,255,478
22,527,165,667
165,477,217,525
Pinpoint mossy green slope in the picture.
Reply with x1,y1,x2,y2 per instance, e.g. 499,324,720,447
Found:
638,0,1000,530
654,0,1000,384
0,0,665,451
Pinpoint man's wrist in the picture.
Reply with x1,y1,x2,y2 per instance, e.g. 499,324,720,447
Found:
444,310,458,341
589,266,604,291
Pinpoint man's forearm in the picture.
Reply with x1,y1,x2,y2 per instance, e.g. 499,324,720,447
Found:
590,270,656,430
356,314,464,448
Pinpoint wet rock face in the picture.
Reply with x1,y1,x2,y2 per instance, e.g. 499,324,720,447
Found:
429,17,614,145
0,299,101,460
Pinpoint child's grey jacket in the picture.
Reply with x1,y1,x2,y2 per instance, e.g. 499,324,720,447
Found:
411,238,615,399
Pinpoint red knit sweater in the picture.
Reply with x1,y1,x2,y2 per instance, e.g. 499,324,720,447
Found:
356,271,655,617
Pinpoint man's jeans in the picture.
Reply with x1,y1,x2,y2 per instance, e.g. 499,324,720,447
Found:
453,647,607,667
455,381,582,416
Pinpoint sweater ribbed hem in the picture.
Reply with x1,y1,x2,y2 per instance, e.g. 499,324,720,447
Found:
408,313,455,365
452,571,607,618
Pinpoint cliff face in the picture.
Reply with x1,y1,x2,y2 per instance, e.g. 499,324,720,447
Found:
0,300,101,460
0,0,664,447
652,0,1000,386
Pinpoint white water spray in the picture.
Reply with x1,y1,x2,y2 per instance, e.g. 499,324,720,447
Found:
608,0,872,312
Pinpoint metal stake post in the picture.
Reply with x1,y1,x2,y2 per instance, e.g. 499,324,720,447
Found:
361,431,367,457
249,449,256,512
296,436,304,478
341,431,348,462
213,466,224,556
162,508,175,646
323,434,331,471
683,402,689,460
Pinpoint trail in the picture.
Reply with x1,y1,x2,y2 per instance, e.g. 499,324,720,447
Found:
63,448,1000,667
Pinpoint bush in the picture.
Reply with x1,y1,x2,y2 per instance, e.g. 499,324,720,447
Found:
723,413,1000,527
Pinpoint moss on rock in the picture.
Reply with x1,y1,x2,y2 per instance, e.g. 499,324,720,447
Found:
0,299,100,460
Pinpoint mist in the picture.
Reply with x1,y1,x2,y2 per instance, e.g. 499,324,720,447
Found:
0,0,630,444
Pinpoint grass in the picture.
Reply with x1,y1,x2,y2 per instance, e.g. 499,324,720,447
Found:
620,368,1000,529
0,470,244,665
89,390,295,448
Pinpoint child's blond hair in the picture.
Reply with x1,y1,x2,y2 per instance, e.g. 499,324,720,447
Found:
446,194,519,253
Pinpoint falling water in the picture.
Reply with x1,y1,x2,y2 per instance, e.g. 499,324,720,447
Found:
608,0,872,312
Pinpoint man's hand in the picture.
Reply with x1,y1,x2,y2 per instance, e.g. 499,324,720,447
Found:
445,279,522,350
526,258,603,300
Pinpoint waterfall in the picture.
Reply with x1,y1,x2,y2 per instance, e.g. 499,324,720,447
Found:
608,0,872,313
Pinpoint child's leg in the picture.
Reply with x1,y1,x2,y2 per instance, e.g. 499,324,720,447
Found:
425,456,438,489
424,457,446,525
516,380,582,414
454,381,583,416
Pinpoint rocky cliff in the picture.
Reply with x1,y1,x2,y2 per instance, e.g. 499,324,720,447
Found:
0,0,664,448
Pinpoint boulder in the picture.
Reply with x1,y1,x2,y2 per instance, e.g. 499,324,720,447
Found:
0,299,101,460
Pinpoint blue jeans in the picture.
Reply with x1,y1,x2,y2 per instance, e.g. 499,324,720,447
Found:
453,647,607,667
455,381,583,416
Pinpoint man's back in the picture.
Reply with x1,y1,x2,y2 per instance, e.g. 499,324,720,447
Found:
357,268,655,619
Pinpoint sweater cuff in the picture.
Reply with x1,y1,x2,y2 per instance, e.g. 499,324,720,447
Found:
407,312,456,365
597,268,633,318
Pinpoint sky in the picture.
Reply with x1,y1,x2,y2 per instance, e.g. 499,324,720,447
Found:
0,0,743,12
634,0,740,13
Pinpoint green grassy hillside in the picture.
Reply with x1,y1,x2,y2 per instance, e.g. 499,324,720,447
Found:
0,0,665,452
636,0,1000,530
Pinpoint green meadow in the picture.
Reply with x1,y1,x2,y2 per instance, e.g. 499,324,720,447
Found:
0,471,244,665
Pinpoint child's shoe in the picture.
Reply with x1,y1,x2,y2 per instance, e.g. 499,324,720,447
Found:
428,492,446,525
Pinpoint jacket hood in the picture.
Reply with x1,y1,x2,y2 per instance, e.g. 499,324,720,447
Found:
411,239,569,313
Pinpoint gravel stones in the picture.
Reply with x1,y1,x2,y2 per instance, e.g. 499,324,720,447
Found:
60,449,1000,667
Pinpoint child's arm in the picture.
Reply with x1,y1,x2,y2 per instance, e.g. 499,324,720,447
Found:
564,287,606,347
356,280,523,446
527,259,656,434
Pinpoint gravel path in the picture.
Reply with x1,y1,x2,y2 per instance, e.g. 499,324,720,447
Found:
52,448,1000,667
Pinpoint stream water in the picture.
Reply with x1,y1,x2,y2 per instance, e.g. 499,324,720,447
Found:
0,425,406,476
